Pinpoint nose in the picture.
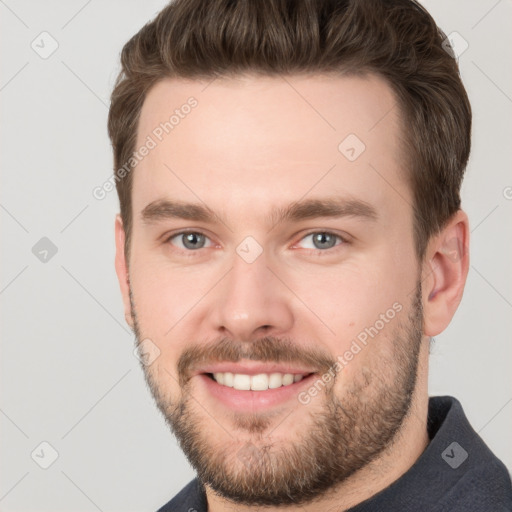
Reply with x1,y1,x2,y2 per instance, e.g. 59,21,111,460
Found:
210,249,295,342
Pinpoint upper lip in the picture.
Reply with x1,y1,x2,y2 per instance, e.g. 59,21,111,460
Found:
194,361,318,377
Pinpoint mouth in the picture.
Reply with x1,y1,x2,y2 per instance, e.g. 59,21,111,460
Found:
195,365,318,411
205,371,312,391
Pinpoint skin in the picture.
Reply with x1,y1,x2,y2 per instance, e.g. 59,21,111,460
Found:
114,73,470,511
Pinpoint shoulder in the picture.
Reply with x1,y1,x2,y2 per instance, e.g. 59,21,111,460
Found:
428,396,512,511
433,460,512,511
156,478,206,512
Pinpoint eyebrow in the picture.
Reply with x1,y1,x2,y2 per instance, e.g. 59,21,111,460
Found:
140,197,378,226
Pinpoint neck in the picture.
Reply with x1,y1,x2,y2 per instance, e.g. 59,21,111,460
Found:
206,341,431,512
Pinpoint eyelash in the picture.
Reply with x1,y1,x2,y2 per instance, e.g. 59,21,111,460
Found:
164,230,348,257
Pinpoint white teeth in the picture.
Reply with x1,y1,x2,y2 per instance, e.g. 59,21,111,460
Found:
211,372,308,391
268,373,283,389
282,373,294,386
223,372,234,387
251,373,269,390
233,374,251,390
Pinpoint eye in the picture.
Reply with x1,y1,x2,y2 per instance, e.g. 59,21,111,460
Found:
167,231,214,251
296,231,345,251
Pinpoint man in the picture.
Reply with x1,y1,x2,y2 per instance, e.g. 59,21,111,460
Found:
107,0,512,510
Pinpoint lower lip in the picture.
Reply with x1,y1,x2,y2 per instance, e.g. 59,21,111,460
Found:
197,373,316,411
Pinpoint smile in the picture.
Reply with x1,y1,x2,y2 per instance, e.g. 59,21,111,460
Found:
209,372,309,391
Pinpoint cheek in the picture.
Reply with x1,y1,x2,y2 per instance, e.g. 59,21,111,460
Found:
285,258,414,390
290,260,406,335
130,265,190,390
129,251,207,334
129,256,220,377
130,269,172,332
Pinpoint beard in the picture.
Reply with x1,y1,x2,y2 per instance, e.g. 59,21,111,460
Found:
130,284,424,507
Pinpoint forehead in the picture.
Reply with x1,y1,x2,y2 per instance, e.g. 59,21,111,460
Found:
133,73,410,226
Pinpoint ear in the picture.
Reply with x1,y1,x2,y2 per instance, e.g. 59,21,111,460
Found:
422,210,470,337
114,214,134,329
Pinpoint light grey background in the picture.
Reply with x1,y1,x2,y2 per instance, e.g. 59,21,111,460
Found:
1,1,511,510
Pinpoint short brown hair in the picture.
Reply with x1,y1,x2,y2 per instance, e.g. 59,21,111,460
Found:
108,0,471,261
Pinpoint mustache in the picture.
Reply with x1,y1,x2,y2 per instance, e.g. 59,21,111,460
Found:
177,336,336,387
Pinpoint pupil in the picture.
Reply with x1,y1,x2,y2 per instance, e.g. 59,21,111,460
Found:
184,233,203,249
314,233,335,249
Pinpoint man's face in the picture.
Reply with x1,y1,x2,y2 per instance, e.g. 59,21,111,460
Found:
123,74,426,505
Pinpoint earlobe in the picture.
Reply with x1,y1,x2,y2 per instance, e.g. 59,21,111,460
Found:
114,215,134,329
422,210,470,337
